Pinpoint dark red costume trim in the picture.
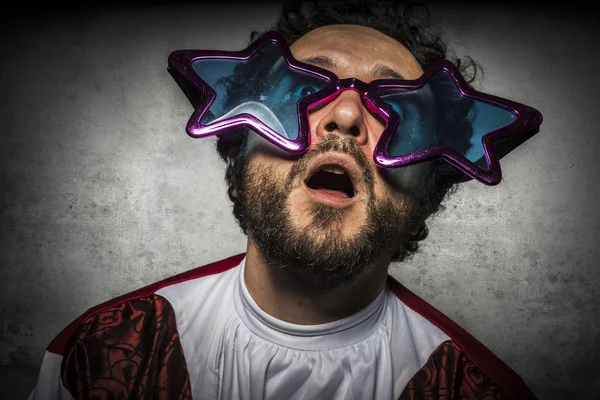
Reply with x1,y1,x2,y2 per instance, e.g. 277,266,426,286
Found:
399,340,511,400
62,295,192,399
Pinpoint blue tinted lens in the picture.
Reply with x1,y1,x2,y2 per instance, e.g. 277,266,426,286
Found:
192,43,330,141
191,59,237,123
378,70,517,169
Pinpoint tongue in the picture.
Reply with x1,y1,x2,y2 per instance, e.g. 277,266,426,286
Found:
313,188,351,199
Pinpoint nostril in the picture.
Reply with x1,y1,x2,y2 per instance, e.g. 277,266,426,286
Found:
325,122,337,132
324,122,361,137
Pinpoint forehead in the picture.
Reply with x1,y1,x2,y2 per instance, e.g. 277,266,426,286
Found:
290,25,424,81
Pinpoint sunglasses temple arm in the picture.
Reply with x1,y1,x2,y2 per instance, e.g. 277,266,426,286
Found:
168,65,203,109
494,127,540,161
494,104,543,160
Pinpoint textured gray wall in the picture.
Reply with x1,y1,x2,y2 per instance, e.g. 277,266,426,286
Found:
1,2,598,399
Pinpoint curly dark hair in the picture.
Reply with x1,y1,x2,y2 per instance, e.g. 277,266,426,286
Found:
215,0,481,262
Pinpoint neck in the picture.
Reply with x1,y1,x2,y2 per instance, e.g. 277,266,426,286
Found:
243,239,390,325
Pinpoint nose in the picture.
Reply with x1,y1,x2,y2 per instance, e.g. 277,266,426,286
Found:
312,89,369,146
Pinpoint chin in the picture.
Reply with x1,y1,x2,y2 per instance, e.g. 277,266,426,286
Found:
291,194,368,239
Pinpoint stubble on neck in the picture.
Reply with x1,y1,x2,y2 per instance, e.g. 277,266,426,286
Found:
243,237,392,325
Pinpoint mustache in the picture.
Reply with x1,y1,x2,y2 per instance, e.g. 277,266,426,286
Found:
286,135,375,193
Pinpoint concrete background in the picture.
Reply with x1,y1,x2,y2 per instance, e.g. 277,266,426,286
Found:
1,1,598,399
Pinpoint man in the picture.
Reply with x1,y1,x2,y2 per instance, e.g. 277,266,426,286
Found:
29,1,540,399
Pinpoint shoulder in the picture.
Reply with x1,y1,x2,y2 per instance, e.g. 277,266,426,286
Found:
48,253,244,357
386,275,537,400
60,293,190,398
31,254,244,399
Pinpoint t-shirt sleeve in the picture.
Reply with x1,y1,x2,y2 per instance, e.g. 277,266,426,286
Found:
399,340,531,400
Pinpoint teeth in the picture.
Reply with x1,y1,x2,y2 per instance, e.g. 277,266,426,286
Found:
322,166,346,175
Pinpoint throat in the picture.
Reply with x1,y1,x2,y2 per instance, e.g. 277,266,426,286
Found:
243,242,388,325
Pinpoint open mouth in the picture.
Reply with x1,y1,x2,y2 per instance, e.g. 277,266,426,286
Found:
305,165,355,199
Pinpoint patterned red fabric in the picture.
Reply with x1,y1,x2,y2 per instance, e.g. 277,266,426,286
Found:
61,294,192,399
399,340,512,400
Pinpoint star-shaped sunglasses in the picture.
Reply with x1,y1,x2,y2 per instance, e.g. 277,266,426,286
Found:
168,31,542,185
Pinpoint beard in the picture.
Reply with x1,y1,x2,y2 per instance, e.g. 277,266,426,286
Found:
238,135,419,297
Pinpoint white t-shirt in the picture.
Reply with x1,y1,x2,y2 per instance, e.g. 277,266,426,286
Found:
28,254,535,399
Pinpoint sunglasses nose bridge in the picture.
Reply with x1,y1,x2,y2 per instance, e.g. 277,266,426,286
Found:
332,78,388,122
337,77,367,91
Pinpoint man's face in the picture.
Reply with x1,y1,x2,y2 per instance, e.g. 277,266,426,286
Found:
239,25,429,293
